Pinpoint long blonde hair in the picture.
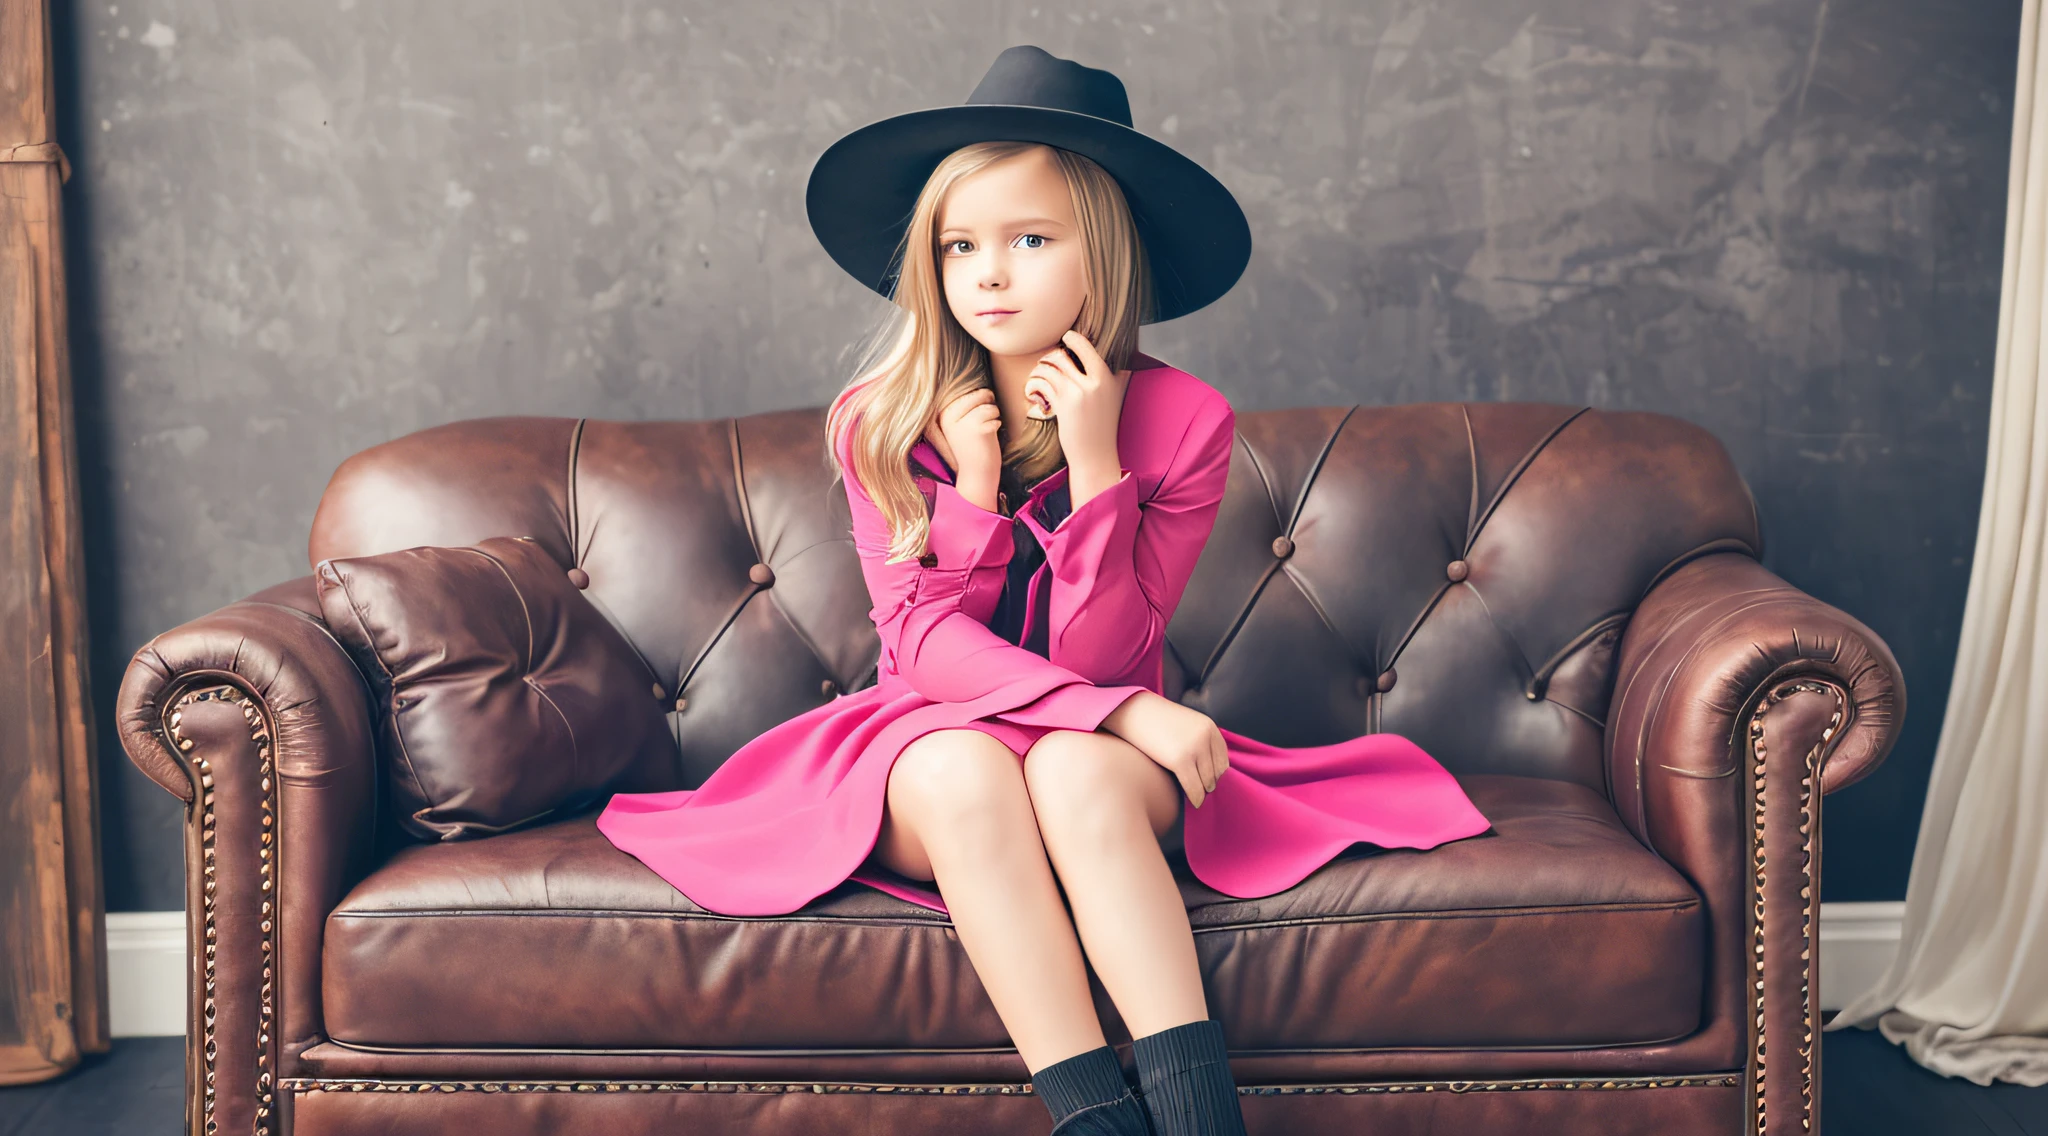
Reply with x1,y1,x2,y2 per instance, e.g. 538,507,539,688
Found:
824,141,1154,565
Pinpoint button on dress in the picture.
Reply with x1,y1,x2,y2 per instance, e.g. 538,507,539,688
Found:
596,359,1494,917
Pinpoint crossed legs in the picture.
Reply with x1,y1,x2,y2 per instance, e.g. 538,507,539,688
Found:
872,725,1209,1072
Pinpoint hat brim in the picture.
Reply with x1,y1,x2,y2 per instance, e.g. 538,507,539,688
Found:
805,104,1250,324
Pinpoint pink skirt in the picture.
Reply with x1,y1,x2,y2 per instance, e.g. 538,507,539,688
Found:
598,677,1494,919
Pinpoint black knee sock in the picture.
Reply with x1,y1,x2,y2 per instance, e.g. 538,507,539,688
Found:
1031,1044,1134,1121
1132,1018,1247,1136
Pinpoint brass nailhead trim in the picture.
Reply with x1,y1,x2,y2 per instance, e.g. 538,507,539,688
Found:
168,684,282,1136
280,1073,1741,1098
1746,678,1842,1136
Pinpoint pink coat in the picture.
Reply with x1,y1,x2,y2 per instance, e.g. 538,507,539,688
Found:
596,355,1493,916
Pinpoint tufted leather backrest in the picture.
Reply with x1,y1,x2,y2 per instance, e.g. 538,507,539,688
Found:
308,402,1760,799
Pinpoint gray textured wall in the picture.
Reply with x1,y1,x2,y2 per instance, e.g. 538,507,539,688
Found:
54,0,2017,912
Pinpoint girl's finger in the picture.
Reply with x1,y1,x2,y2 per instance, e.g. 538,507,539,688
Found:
946,388,992,419
1040,345,1088,384
1031,363,1080,403
1061,330,1108,377
1179,761,1205,809
1023,379,1055,418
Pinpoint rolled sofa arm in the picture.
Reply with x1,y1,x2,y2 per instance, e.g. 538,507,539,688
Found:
1606,550,1904,1136
115,575,381,1136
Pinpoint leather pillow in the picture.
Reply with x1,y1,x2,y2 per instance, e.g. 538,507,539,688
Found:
315,534,677,841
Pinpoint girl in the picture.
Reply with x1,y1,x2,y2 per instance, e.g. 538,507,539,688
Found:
598,46,1494,1136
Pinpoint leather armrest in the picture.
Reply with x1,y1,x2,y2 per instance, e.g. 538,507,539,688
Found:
114,575,380,1135
1609,552,1903,819
1606,550,1904,1132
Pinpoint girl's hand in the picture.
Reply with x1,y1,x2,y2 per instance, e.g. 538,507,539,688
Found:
1099,690,1230,808
926,386,1003,511
1024,330,1130,481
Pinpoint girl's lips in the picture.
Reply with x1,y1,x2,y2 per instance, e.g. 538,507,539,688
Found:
977,309,1020,318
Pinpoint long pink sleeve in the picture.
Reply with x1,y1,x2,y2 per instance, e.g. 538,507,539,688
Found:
837,422,1146,728
1017,399,1236,689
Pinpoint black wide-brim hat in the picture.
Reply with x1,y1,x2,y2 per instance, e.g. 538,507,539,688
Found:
805,45,1251,324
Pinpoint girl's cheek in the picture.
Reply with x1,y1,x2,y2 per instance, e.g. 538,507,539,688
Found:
1033,256,1085,308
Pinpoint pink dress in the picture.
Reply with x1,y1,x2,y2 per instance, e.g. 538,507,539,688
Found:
596,357,1493,916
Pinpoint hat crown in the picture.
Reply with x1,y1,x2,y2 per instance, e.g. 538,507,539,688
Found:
963,45,1133,128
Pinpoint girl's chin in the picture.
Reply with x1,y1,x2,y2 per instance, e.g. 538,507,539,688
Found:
968,332,1064,359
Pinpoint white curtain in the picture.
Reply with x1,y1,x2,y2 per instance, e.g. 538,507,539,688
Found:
1821,0,2048,1087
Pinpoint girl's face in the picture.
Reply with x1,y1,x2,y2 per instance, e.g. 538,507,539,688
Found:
936,147,1088,363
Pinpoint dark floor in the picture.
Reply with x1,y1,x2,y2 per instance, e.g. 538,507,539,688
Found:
1824,1014,2048,1135
3,1023,2045,1134
0,1037,184,1136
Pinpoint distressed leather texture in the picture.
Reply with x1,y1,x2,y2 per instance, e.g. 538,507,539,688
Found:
115,401,1905,1135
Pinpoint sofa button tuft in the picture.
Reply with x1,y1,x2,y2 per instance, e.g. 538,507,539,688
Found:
749,562,775,586
651,683,666,700
673,695,688,712
1446,559,1469,583
821,679,838,697
1180,687,1201,704
1271,536,1294,559
1376,668,1398,693
566,567,591,590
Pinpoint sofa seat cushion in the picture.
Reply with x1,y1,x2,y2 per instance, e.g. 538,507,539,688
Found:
322,774,1703,1053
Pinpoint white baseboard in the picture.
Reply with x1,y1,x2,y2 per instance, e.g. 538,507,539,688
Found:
1817,900,1905,1012
106,910,186,1039
103,902,1909,1039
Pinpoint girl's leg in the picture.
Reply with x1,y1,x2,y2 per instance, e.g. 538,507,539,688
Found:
871,728,1109,1072
1020,728,1205,1037
1023,729,1249,1135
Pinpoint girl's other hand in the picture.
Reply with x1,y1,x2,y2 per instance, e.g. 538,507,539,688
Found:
927,386,1003,511
1099,690,1230,808
1024,330,1130,484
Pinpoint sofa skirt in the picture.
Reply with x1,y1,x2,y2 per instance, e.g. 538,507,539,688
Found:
283,1072,1746,1135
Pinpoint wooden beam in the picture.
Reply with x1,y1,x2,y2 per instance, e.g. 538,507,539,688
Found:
0,0,110,1085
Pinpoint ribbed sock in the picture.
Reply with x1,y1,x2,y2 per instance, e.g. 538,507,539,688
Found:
1031,1044,1134,1121
1132,1018,1248,1136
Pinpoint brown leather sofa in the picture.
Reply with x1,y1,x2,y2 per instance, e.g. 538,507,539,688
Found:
116,400,1904,1136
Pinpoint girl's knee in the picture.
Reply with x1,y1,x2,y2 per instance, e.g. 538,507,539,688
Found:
1021,730,1165,824
1021,731,1112,800
890,729,1029,829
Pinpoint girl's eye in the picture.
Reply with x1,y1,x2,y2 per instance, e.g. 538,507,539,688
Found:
943,239,973,255
1015,234,1046,249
